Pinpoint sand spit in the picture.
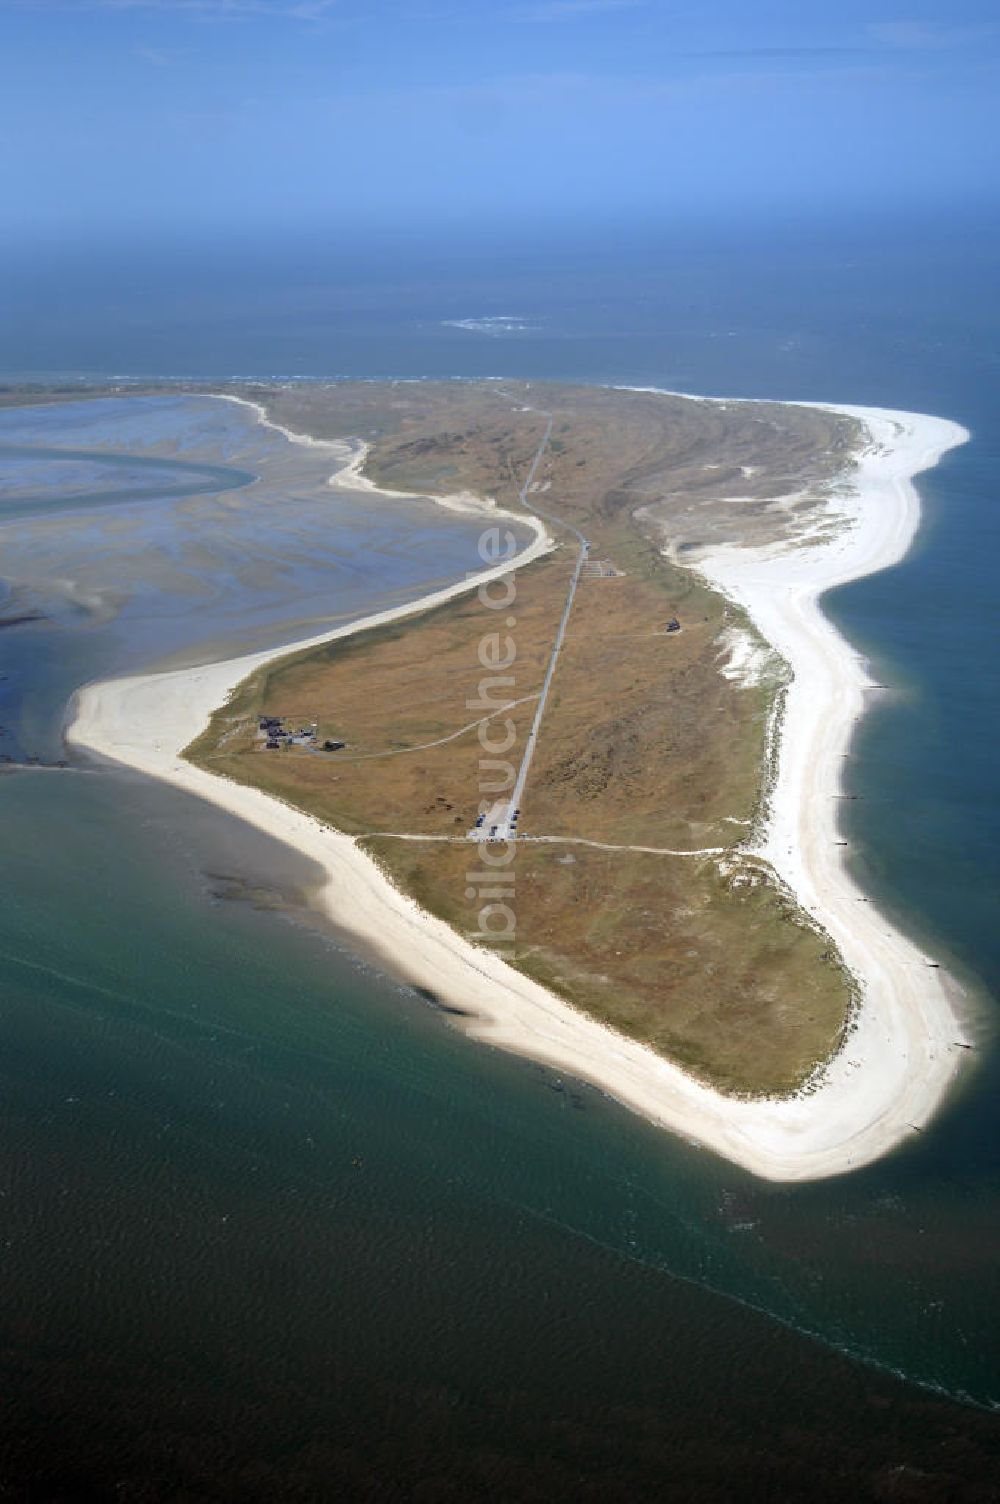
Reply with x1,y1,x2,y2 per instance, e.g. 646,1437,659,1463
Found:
218,392,501,520
68,393,971,1183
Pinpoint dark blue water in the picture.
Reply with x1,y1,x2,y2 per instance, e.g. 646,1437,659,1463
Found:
1,214,998,1495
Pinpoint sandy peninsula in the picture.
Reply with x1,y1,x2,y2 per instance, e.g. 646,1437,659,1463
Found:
67,391,971,1182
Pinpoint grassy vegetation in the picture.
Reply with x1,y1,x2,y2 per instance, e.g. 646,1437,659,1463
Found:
187,383,858,1097
185,552,571,836
360,837,852,1097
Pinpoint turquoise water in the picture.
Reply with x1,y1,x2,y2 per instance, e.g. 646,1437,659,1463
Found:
3,773,998,1495
1,219,999,1494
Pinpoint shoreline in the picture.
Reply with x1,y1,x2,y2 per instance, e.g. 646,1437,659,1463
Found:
67,390,971,1183
688,399,973,1168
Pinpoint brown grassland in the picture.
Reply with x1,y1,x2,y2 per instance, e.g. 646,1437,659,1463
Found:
188,382,860,1096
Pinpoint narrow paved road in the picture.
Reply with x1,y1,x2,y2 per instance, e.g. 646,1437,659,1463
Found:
488,414,589,840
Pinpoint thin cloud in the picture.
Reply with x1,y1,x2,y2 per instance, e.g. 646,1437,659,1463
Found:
514,0,643,21
867,19,1000,50
134,41,173,64
1,0,338,17
675,45,869,63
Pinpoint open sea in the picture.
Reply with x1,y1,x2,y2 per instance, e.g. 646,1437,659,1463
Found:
1,212,998,1500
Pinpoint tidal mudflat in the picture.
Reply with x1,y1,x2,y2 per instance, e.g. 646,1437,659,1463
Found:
0,392,510,764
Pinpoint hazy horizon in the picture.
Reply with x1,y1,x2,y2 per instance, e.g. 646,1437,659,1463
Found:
3,0,999,244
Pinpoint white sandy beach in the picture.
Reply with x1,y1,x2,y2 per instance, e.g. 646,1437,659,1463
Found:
67,393,971,1183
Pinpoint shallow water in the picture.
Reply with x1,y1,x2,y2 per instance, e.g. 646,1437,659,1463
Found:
0,396,503,761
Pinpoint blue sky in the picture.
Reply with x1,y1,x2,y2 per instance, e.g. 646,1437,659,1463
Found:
2,0,999,240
